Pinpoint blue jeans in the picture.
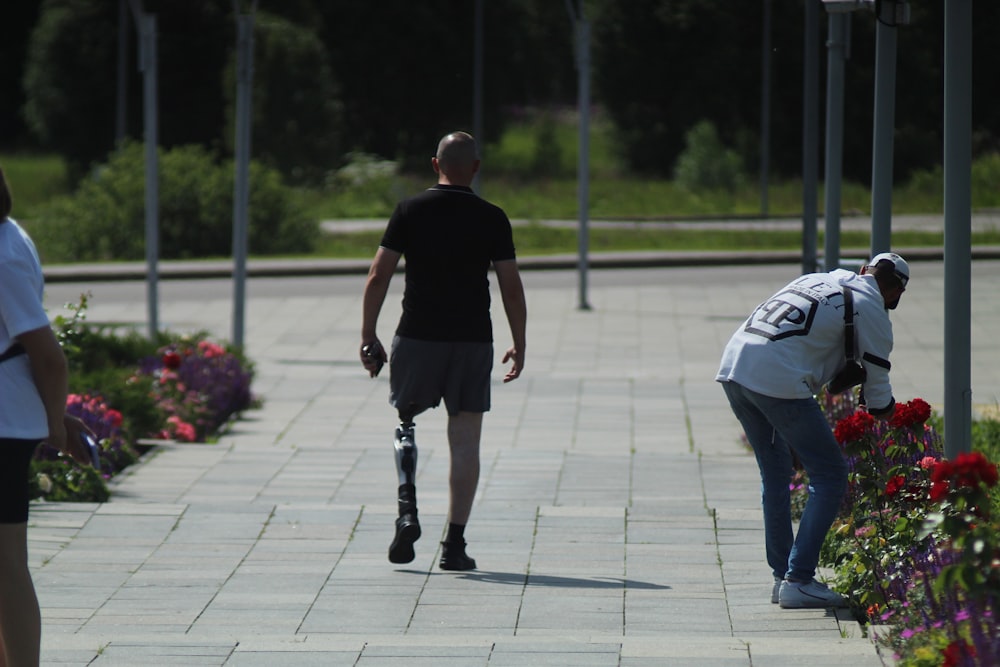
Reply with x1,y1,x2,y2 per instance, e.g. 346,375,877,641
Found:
721,381,848,582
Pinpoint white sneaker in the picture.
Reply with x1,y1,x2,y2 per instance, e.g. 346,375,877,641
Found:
778,579,848,609
771,577,781,604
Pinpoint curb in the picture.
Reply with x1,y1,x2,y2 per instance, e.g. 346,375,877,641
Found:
41,246,1000,283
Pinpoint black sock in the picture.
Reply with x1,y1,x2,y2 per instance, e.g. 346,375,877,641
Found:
445,522,465,544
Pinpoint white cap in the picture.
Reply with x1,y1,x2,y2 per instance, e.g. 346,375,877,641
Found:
868,252,909,287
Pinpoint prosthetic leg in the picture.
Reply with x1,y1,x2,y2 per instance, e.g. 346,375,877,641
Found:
388,411,421,564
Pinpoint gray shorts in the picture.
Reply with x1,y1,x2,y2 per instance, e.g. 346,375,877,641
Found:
389,336,493,417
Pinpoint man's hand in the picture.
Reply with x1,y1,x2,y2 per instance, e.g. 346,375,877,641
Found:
360,338,386,378
501,346,524,383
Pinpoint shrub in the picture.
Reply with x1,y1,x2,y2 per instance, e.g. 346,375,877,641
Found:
674,120,747,193
25,142,318,263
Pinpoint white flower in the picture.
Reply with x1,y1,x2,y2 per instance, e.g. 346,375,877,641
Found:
37,473,53,494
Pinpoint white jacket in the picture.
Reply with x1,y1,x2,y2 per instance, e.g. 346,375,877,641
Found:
716,269,895,413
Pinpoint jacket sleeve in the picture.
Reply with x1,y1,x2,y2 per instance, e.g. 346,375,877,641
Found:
856,300,895,415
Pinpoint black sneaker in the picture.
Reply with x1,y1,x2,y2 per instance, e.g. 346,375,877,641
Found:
388,514,421,564
439,540,477,571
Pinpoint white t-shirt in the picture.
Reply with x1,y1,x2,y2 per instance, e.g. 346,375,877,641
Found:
716,269,895,410
0,218,50,439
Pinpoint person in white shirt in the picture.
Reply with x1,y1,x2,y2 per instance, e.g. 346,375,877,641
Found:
0,165,93,666
716,253,908,609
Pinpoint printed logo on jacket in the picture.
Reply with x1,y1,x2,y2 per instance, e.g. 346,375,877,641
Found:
744,278,839,341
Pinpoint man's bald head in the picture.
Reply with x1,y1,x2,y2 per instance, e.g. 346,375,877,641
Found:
434,132,480,185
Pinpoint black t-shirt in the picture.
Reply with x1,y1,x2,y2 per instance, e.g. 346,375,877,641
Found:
380,184,516,342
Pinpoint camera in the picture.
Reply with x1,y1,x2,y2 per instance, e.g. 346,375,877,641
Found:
827,361,866,395
80,432,102,471
362,342,384,377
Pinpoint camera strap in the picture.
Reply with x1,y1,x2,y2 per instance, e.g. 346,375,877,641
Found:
842,287,856,362
0,342,26,364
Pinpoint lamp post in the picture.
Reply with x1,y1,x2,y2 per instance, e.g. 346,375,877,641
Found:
869,0,910,256
820,0,909,262
564,0,591,310
231,0,258,350
943,0,972,458
802,0,819,275
126,0,159,339
820,3,851,271
473,0,484,194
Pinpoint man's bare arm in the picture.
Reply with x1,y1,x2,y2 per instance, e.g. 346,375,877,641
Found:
494,259,526,383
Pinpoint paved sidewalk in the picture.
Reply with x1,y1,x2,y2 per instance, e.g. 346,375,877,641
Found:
31,260,1000,666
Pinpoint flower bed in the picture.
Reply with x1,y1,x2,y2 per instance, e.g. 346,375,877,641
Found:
30,296,256,502
812,391,1000,666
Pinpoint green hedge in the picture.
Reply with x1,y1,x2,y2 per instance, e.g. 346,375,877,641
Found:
24,142,318,263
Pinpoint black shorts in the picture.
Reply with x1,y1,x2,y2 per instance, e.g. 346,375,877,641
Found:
389,336,493,417
0,439,41,524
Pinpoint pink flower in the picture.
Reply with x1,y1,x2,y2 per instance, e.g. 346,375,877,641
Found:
197,340,226,358
167,416,197,442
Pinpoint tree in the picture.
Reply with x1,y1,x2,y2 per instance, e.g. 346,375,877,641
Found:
313,0,575,171
223,11,343,186
0,3,44,149
22,0,121,175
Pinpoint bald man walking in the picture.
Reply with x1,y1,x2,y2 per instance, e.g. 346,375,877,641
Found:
360,132,527,571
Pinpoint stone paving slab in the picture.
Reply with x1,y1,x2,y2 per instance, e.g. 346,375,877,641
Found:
30,261,991,665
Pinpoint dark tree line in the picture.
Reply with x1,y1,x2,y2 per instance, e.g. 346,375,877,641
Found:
2,0,998,186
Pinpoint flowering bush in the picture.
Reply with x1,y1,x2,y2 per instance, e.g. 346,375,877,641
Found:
821,398,944,612
137,336,254,442
813,392,1000,666
32,393,137,502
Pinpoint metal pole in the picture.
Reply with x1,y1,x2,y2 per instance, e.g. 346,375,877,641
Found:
943,0,972,458
823,12,847,271
802,0,819,275
472,0,484,194
232,9,255,350
759,0,772,218
870,3,898,256
140,13,159,339
116,0,127,144
576,17,591,311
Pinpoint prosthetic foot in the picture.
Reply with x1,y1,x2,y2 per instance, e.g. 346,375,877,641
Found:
388,419,421,564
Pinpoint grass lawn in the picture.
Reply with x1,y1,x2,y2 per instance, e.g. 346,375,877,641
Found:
6,145,1000,262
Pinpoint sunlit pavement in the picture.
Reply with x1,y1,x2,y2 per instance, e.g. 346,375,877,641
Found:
32,257,996,665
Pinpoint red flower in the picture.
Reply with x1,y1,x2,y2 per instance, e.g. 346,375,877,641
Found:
928,452,999,502
834,410,875,444
952,451,999,488
909,398,932,423
885,475,906,497
929,480,950,502
104,409,123,428
931,459,955,484
889,397,933,428
941,640,976,667
162,350,182,369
